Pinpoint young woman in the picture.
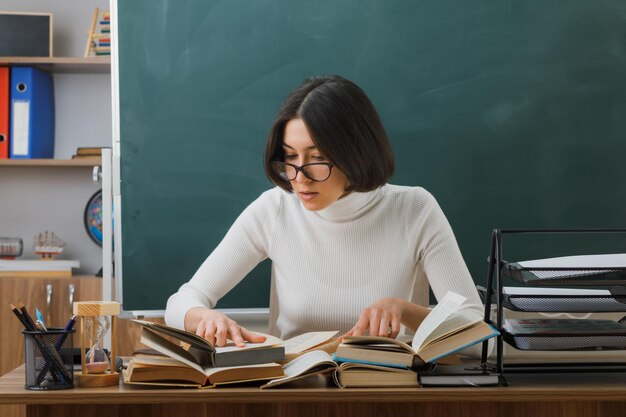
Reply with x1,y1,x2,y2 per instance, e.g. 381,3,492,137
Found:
165,75,484,348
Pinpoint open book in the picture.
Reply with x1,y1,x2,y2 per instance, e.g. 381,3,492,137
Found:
260,350,419,389
123,354,284,388
282,330,339,361
334,291,499,368
128,321,339,387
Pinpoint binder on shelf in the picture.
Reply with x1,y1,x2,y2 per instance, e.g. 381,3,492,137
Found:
9,67,55,159
0,67,8,159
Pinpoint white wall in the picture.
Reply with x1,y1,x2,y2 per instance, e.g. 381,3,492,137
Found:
1,0,111,275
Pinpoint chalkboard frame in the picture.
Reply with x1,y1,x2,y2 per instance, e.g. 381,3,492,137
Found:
110,0,626,317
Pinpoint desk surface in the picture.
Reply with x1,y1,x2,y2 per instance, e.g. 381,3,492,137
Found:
3,365,626,405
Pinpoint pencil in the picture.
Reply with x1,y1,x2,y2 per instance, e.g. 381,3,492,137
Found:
11,303,71,384
9,303,31,330
17,300,37,330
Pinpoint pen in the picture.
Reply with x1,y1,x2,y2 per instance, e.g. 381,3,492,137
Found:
55,315,76,349
36,315,77,384
36,320,48,331
35,307,47,329
11,301,70,384
10,303,63,383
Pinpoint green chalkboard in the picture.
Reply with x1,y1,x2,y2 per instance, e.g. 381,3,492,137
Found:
117,0,626,312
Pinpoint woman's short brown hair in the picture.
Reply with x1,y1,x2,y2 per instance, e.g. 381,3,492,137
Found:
264,75,394,192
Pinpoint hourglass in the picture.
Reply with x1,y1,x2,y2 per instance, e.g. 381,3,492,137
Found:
73,301,120,387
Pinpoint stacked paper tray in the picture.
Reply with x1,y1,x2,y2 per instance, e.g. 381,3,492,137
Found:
502,254,626,286
501,287,626,313
503,318,626,351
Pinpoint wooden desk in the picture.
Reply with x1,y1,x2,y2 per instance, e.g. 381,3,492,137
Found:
2,365,626,417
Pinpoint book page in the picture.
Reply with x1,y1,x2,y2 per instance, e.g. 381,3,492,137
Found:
215,332,283,353
411,291,467,352
283,331,338,355
132,319,214,352
418,313,480,349
261,350,336,388
140,327,206,375
341,335,413,352
203,362,282,377
132,354,187,367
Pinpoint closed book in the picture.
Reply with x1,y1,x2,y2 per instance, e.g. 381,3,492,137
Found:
334,362,419,388
0,259,80,277
75,147,103,156
419,365,499,386
133,319,285,368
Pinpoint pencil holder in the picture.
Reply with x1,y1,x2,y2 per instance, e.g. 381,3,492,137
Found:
23,328,75,390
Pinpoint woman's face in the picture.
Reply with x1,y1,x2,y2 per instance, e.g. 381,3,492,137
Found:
282,118,350,211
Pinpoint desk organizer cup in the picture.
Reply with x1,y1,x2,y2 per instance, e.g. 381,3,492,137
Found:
22,328,75,390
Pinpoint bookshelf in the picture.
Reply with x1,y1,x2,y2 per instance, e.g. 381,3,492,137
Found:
0,57,110,74
0,56,109,275
0,158,101,167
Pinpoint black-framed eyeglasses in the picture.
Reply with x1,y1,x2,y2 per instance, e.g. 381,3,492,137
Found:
271,161,335,182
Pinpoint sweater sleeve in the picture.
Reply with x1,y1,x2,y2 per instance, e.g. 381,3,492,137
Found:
164,188,282,330
407,188,488,357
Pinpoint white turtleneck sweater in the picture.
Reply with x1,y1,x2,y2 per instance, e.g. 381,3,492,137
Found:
165,184,484,341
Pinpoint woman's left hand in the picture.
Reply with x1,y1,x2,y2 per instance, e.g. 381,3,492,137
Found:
343,297,407,339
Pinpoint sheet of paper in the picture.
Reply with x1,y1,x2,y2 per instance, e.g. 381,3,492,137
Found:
518,254,626,279
503,287,610,295
518,254,626,269
502,286,626,311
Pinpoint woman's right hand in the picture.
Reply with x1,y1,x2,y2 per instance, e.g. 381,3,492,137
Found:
185,307,266,348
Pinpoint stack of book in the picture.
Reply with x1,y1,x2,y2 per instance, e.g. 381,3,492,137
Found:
124,321,340,388
124,292,500,389
332,291,500,387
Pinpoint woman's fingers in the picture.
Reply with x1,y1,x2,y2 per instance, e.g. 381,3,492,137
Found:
199,322,217,346
240,327,267,343
350,313,370,337
369,309,382,337
214,320,229,347
377,314,391,338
